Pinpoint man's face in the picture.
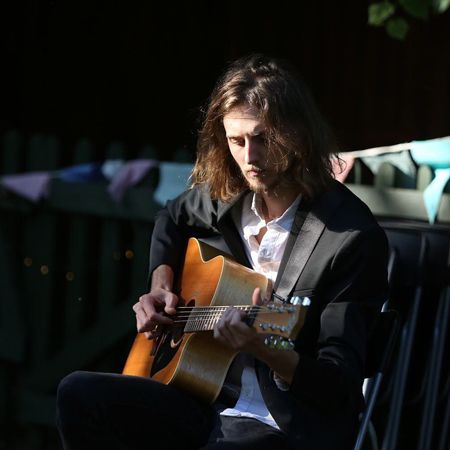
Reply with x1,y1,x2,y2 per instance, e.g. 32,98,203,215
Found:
223,104,278,193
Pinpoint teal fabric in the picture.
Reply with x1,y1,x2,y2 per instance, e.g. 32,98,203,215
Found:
410,139,450,223
410,139,450,169
361,150,416,178
422,168,450,223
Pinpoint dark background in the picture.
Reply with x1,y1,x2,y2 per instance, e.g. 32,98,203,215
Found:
1,0,450,161
1,3,449,450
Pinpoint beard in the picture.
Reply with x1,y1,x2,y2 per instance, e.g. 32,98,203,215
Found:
245,170,287,196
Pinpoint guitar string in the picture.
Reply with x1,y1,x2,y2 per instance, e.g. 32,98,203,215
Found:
173,306,293,315
152,306,297,327
173,306,261,319
174,306,291,312
172,310,291,319
172,308,285,318
175,306,265,310
172,306,295,320
171,311,295,326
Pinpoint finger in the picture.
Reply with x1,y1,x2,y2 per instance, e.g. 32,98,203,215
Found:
228,308,248,325
221,308,250,348
134,298,170,332
213,321,233,345
162,291,179,315
144,329,160,340
265,279,273,303
214,309,239,347
138,293,160,316
144,323,163,340
228,312,256,340
144,331,152,340
135,310,160,333
138,294,173,325
252,287,263,306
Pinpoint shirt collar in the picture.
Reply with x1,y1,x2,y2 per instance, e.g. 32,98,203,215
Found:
242,192,302,240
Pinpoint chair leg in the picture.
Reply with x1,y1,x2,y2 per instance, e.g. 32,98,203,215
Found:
354,375,383,450
367,420,380,450
381,236,427,450
417,285,450,450
437,385,450,450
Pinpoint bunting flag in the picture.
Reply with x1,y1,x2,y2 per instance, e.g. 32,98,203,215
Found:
1,137,448,223
57,162,106,182
101,159,125,180
107,159,159,202
332,154,355,183
340,136,450,224
153,162,193,205
361,150,417,179
410,138,450,223
0,172,52,202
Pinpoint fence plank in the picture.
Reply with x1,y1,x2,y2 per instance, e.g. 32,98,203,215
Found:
129,222,152,298
63,139,96,341
0,227,25,362
97,142,126,317
1,130,24,174
24,301,135,391
22,135,61,367
0,226,25,428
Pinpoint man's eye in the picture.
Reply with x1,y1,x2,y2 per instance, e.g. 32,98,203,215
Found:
229,138,244,146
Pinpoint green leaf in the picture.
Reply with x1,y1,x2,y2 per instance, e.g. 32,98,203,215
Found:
432,0,450,12
386,17,410,39
400,0,430,19
369,1,396,26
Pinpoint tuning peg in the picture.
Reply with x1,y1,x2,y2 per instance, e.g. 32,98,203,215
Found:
264,336,295,350
289,296,311,306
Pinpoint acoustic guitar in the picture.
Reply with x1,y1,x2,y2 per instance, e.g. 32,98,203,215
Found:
123,238,309,403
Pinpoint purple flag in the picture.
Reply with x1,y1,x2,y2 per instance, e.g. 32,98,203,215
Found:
0,172,52,202
108,159,159,202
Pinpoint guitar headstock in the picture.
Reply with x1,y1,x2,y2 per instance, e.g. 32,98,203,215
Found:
252,297,310,341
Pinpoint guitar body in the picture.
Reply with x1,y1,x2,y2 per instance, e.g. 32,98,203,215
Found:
123,238,269,403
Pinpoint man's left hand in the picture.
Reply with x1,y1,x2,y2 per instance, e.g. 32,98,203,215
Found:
213,288,264,353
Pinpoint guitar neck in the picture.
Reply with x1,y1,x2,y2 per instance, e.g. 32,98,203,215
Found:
173,305,257,333
171,302,302,340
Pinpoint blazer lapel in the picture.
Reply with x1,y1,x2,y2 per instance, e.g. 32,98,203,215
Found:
274,186,344,300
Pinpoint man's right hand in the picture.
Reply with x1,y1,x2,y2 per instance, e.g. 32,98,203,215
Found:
133,288,179,339
132,265,178,339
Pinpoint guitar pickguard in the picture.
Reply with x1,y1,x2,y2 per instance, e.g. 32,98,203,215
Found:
150,329,184,376
150,298,195,377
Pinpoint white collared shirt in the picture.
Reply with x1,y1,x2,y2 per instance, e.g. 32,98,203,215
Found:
220,191,301,429
240,192,301,283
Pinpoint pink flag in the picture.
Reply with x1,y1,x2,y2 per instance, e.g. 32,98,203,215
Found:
332,155,355,183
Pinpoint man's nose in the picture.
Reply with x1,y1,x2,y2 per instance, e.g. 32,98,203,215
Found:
244,139,259,165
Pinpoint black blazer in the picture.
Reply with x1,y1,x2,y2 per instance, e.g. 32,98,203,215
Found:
149,180,389,450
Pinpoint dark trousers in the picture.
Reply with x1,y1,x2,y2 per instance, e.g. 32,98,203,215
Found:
56,371,290,450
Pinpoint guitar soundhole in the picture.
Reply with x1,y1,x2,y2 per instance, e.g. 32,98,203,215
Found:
150,299,194,376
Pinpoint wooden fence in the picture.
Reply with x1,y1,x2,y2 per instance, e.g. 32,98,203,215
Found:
0,130,172,449
0,129,449,450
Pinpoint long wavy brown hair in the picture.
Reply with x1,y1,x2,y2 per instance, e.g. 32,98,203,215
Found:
191,53,338,202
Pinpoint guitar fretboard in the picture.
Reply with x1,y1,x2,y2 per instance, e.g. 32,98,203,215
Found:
174,305,258,333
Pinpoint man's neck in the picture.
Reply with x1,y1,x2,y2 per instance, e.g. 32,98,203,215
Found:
259,189,300,222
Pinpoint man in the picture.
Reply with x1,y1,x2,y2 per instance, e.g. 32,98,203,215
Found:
57,54,388,450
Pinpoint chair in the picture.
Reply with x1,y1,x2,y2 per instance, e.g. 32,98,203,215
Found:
353,309,400,450
380,228,428,450
418,247,450,450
